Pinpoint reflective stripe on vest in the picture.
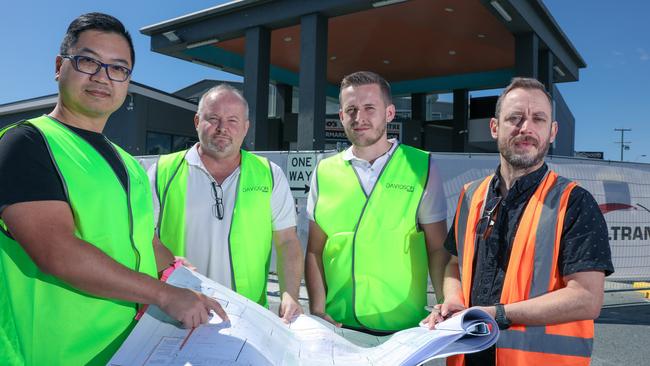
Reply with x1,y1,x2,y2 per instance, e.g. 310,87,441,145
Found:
454,175,492,304
155,149,189,256
0,116,157,366
314,144,430,332
155,149,273,306
451,170,592,366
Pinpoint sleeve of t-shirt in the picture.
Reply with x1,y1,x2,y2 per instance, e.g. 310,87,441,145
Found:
270,161,297,231
417,157,448,224
305,163,319,222
559,186,615,277
0,124,67,216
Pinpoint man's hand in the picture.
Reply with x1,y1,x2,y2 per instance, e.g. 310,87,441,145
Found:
279,292,303,323
158,284,229,328
422,299,466,330
311,311,342,328
424,255,466,329
422,304,444,329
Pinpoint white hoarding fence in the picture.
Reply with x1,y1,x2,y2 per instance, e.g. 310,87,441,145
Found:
138,151,650,282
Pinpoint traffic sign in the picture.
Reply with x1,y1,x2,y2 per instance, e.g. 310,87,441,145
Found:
286,152,317,198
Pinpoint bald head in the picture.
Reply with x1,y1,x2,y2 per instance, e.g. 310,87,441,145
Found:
197,84,249,120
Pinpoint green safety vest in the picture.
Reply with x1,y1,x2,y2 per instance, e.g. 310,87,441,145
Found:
155,149,273,306
314,144,430,332
0,116,157,366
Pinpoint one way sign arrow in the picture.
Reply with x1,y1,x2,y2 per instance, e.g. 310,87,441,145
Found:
290,184,310,194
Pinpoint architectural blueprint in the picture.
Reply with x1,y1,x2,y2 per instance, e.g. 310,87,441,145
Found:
109,267,498,366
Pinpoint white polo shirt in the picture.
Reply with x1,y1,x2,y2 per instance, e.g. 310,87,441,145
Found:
306,140,447,224
148,144,296,288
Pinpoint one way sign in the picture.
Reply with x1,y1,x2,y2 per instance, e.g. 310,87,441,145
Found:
286,152,316,198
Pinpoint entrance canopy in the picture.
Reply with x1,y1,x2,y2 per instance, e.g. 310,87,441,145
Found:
142,0,585,151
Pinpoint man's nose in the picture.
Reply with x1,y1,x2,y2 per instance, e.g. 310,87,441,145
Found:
353,109,363,122
517,116,533,133
90,66,111,83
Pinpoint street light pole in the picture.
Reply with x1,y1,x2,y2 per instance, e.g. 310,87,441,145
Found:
615,128,632,161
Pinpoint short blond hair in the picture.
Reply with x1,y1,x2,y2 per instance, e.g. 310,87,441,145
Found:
339,71,392,105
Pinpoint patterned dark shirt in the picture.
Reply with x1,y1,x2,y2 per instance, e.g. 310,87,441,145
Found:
444,163,614,366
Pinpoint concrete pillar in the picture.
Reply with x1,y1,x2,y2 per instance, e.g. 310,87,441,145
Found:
538,49,554,96
538,49,555,155
243,26,271,151
411,93,427,121
297,13,327,150
452,89,469,152
515,32,539,78
276,83,293,119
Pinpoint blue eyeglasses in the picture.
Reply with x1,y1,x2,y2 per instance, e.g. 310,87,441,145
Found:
61,54,132,82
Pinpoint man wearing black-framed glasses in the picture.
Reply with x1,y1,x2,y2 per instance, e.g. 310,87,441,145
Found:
434,78,613,366
149,84,304,323
0,13,225,366
60,54,132,82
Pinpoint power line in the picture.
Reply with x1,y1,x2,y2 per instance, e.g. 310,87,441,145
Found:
614,128,632,161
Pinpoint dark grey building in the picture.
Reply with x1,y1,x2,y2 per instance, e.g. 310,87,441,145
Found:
0,81,199,155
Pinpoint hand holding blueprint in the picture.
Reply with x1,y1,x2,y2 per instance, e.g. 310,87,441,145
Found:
110,267,498,366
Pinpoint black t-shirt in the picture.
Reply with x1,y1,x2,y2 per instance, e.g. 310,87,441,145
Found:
0,117,128,215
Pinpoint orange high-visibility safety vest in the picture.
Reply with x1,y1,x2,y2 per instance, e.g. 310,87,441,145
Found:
448,170,593,366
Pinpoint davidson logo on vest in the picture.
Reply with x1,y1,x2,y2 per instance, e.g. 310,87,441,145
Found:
242,185,270,193
385,182,415,192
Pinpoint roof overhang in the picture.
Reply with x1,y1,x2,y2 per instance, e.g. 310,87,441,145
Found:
141,0,584,95
0,95,58,116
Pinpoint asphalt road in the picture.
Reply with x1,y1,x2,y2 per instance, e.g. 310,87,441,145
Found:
592,290,650,366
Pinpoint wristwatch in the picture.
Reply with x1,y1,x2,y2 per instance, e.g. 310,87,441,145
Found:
494,303,511,330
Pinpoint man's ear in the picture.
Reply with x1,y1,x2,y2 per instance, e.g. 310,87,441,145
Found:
194,114,200,130
55,56,63,81
489,118,499,140
550,121,558,143
385,103,396,123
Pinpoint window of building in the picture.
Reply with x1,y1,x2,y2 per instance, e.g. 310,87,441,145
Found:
146,132,171,155
173,135,197,151
146,132,197,155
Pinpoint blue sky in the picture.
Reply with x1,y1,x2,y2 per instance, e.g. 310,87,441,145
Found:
544,0,650,162
1,1,648,161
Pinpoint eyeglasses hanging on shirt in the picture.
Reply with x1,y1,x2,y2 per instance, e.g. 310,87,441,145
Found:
211,181,224,220
476,196,502,240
